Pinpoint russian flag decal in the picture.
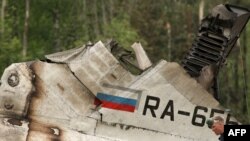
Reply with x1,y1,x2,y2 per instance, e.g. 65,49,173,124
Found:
94,92,137,112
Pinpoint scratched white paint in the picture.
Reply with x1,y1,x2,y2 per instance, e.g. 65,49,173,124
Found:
0,41,238,141
95,60,225,141
45,41,136,95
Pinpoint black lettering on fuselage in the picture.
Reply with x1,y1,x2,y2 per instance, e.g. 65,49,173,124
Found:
160,100,174,121
143,96,160,118
192,106,208,126
210,108,224,118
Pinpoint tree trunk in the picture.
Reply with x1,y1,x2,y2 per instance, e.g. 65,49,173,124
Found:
198,0,204,24
109,0,113,21
22,0,30,57
85,0,94,40
242,29,248,114
127,0,134,15
101,0,107,25
1,0,7,35
52,7,60,52
93,0,100,37
82,0,90,40
234,42,239,98
166,22,171,61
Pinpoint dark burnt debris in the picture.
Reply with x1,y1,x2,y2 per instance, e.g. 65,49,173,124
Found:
182,4,250,77
182,4,250,99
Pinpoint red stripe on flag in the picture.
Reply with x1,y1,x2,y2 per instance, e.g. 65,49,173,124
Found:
102,100,135,112
94,99,135,112
94,98,102,106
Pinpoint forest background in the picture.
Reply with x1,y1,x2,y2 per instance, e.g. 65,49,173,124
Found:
0,0,250,123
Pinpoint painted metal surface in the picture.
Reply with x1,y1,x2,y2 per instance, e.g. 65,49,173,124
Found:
0,41,238,141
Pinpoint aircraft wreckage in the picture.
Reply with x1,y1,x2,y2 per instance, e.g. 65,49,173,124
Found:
0,4,249,141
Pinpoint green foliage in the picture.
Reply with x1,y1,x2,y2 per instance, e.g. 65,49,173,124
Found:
0,37,22,75
100,14,142,51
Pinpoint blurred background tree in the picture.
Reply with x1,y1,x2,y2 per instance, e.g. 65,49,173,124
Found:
0,0,250,123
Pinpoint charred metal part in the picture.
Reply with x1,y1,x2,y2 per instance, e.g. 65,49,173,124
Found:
26,121,63,141
182,4,250,77
7,118,23,126
4,103,14,110
105,39,143,75
51,128,60,136
86,41,94,47
182,4,250,100
8,73,19,87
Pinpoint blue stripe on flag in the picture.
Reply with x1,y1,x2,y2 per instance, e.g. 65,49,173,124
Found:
97,92,137,106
